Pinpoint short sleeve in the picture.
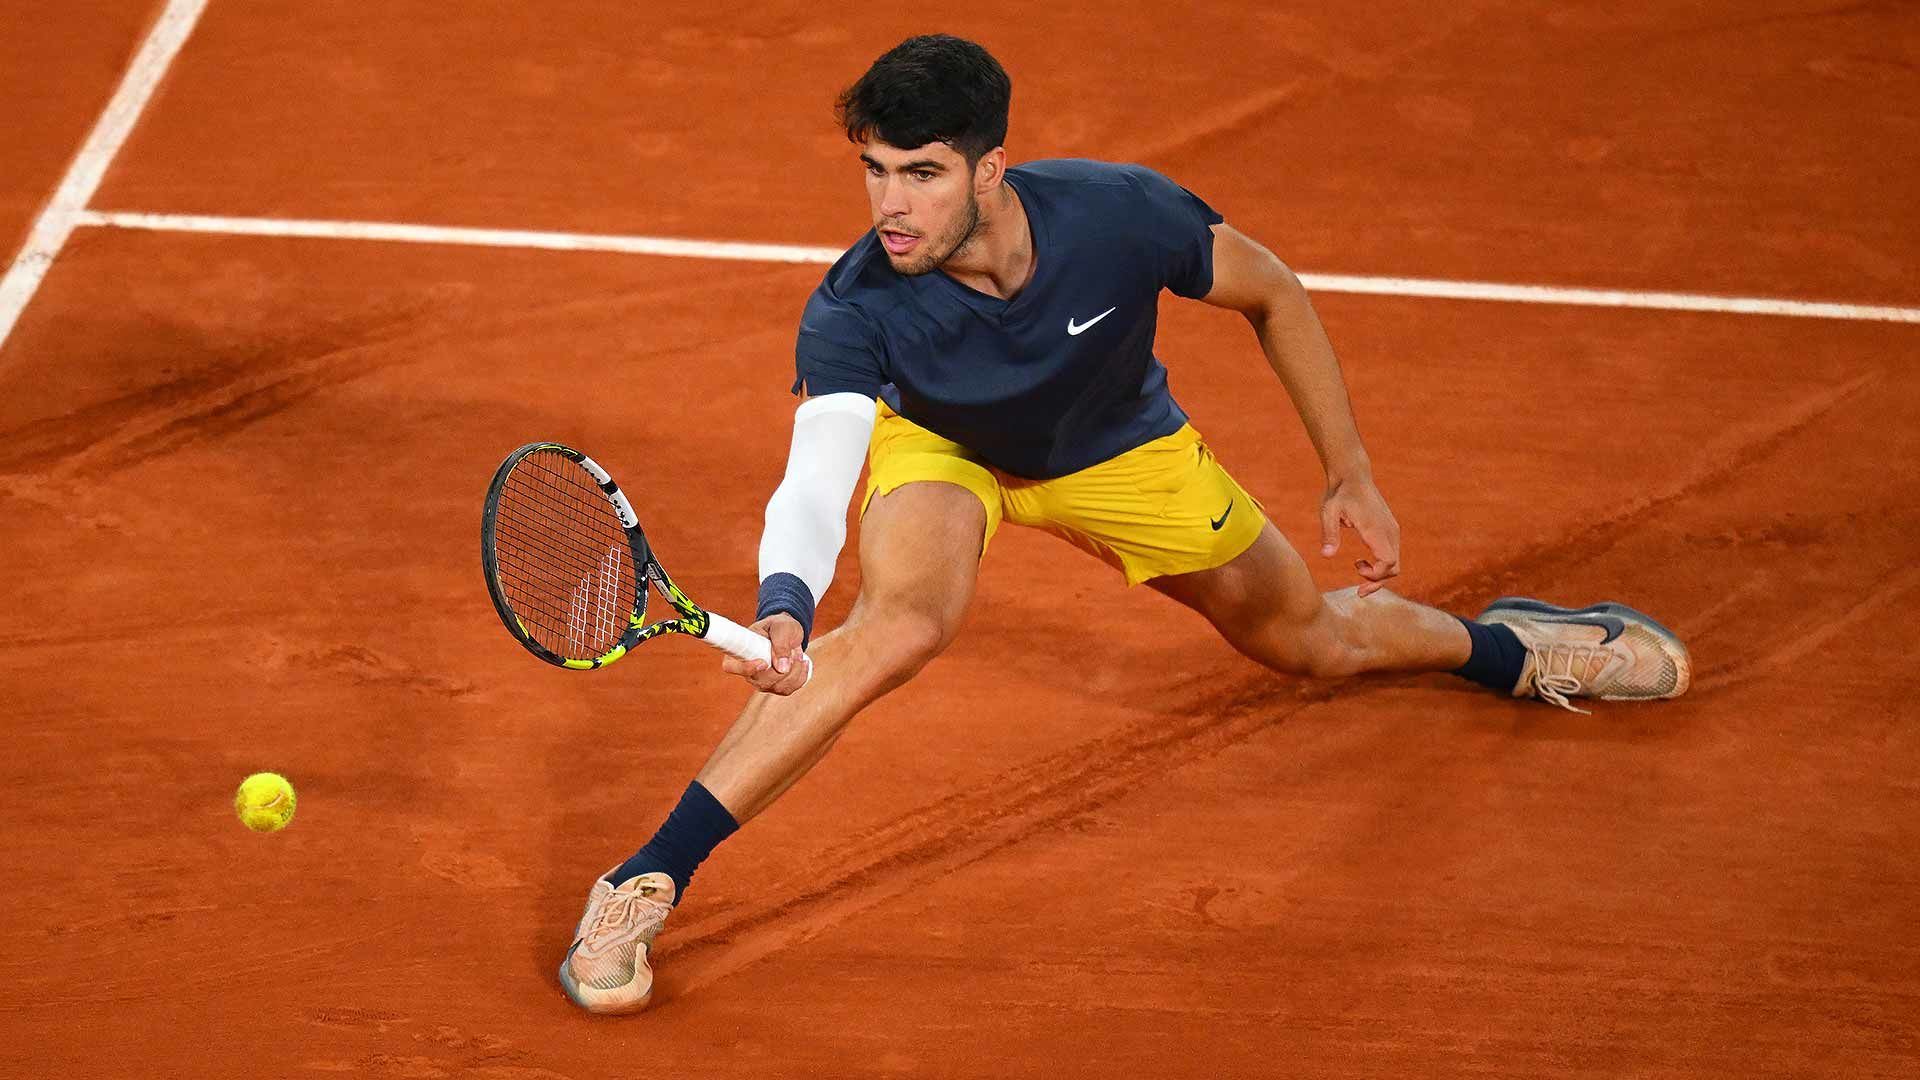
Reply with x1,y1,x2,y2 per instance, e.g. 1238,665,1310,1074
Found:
1122,165,1225,300
792,287,885,398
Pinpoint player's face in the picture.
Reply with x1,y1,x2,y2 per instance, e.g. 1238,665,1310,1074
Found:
860,139,982,276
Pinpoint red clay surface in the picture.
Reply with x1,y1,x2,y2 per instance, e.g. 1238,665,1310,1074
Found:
4,3,1918,1078
0,0,162,254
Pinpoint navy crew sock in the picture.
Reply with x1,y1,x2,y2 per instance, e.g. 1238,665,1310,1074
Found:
606,780,739,902
1452,617,1529,692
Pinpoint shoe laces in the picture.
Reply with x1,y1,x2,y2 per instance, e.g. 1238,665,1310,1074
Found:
581,882,671,955
1521,641,1611,715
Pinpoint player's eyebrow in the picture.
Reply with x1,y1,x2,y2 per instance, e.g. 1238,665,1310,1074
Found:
860,153,947,173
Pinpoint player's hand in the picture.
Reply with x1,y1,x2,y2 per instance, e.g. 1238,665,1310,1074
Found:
1320,474,1402,597
720,612,811,695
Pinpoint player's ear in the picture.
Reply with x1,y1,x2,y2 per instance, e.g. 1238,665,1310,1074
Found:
974,147,1006,194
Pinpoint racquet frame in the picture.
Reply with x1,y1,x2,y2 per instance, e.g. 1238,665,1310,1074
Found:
481,441,773,670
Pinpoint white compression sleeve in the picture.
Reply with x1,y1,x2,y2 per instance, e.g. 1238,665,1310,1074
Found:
757,392,877,605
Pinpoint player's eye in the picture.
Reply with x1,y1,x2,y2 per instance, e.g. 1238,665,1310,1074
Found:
911,170,935,182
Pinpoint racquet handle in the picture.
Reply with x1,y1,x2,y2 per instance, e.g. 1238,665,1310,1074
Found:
701,613,772,663
700,613,814,687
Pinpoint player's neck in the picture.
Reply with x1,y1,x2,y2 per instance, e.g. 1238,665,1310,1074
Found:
939,186,1034,301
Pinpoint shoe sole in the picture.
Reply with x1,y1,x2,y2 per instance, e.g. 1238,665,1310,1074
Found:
1477,596,1692,698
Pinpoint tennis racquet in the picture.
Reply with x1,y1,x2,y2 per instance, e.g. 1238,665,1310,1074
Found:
480,441,792,674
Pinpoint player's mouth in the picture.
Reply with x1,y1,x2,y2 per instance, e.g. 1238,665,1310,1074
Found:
879,228,920,255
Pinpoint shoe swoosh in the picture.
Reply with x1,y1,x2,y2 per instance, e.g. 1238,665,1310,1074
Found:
1067,307,1117,335
1552,615,1627,644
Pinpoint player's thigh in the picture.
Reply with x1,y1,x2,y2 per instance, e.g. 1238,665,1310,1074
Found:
850,480,988,647
1146,520,1323,636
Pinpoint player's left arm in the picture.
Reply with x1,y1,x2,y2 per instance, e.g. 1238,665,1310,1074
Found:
1200,223,1401,595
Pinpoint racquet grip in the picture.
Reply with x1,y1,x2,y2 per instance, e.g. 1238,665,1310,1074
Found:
700,613,815,688
701,613,772,663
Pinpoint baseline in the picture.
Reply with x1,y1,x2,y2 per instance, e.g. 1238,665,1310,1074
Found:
71,209,1920,325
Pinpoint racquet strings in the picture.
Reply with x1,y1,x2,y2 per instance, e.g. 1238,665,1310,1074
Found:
490,449,638,659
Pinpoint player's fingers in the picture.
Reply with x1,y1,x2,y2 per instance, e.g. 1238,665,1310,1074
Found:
763,636,805,675
761,616,806,675
1353,557,1389,596
747,666,789,693
1356,518,1400,564
1319,501,1343,557
775,641,809,675
770,663,810,696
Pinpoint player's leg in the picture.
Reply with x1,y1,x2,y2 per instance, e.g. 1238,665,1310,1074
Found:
1147,520,1473,677
559,479,986,1014
695,479,985,823
1149,527,1690,707
1018,423,1687,706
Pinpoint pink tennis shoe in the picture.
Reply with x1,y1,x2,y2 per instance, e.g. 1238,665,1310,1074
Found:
558,870,677,1014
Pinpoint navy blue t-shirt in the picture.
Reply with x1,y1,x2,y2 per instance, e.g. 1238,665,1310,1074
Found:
792,159,1224,480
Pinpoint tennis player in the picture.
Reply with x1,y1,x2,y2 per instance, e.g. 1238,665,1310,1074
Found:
559,34,1691,1013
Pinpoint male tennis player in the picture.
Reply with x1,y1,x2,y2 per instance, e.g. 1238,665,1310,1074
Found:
559,34,1691,1013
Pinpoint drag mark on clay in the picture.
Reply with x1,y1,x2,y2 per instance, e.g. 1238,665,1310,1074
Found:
305,1006,411,1032
1,925,398,1011
1430,371,1879,609
1691,565,1920,694
662,678,1345,1001
300,1012,555,1077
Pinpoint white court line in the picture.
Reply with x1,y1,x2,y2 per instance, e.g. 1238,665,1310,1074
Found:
75,210,845,264
0,0,211,351
71,210,1920,324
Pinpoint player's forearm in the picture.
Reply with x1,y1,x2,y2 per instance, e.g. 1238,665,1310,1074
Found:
1251,273,1372,481
754,393,877,642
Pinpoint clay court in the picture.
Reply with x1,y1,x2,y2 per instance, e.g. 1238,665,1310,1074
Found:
3,2,1917,1076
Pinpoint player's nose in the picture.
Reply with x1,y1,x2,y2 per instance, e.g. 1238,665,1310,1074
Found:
878,177,911,219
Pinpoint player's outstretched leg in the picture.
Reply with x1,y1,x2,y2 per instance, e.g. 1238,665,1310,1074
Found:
1151,522,1689,709
558,481,987,1014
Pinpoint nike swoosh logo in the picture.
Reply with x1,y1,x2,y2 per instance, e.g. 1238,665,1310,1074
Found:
1210,500,1234,531
1066,307,1117,336
1539,615,1627,644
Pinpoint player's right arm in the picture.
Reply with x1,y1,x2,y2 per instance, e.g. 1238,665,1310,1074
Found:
724,282,886,694
724,391,876,694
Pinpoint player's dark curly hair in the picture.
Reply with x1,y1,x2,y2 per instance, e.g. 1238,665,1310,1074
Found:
836,34,1012,165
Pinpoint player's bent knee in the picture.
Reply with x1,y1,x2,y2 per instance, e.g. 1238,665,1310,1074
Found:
1260,623,1366,680
844,603,953,688
860,616,947,694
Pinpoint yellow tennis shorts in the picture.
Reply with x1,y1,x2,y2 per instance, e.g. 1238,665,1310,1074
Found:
861,402,1267,585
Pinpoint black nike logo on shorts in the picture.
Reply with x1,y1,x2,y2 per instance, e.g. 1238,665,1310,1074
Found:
1210,500,1234,531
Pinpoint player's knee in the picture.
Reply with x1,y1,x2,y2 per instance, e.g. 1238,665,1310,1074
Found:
1264,623,1366,680
854,605,952,684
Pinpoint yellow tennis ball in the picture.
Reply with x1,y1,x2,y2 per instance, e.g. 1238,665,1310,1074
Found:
234,772,297,833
